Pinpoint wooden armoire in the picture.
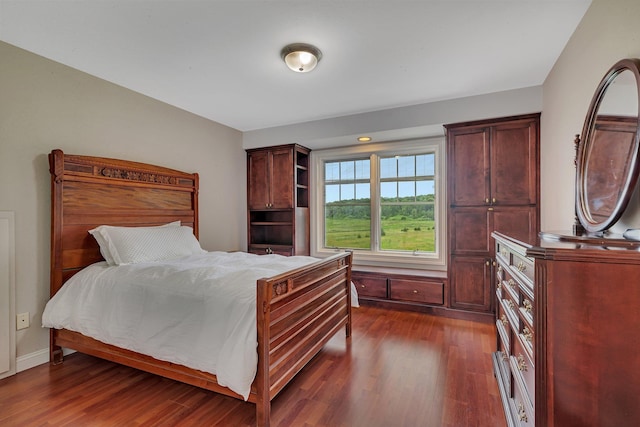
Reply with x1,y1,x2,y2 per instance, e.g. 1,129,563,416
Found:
445,113,540,315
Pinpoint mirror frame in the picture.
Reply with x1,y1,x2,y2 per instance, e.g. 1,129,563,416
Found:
575,58,640,233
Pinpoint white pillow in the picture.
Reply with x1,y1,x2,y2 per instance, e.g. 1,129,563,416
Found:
89,221,200,265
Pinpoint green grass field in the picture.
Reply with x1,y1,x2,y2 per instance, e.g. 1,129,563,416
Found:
325,216,435,251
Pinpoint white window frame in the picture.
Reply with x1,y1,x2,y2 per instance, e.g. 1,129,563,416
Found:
310,137,447,270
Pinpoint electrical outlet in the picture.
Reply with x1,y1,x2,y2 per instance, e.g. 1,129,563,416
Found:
16,312,29,330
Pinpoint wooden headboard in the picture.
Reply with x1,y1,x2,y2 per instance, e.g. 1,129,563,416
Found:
49,149,199,296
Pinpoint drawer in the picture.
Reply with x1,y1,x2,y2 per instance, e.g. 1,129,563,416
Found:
511,338,534,406
500,294,519,334
351,273,387,298
518,323,534,359
389,278,444,305
496,318,512,397
519,294,534,330
511,252,534,290
511,359,535,426
248,245,293,256
496,299,511,350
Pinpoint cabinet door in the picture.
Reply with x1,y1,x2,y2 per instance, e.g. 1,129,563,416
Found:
450,255,493,312
492,206,538,246
490,119,538,205
247,150,271,210
450,207,491,255
448,127,490,206
269,148,294,209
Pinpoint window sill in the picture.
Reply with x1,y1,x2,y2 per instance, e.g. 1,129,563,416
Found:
313,248,446,272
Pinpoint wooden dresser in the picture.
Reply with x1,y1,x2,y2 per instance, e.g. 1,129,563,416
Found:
492,230,640,427
492,232,535,426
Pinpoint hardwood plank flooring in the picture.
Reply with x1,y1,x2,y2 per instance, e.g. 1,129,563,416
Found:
0,306,506,426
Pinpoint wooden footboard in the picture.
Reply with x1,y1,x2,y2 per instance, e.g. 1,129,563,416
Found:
255,251,352,426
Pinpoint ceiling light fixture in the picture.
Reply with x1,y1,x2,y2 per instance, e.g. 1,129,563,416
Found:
281,43,322,73
357,136,372,142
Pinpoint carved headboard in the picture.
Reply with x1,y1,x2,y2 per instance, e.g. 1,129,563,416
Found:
49,149,199,296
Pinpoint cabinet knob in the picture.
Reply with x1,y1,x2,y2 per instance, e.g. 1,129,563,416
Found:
485,198,489,203
413,290,418,294
492,197,496,203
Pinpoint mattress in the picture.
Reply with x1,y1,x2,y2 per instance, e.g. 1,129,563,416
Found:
42,251,357,399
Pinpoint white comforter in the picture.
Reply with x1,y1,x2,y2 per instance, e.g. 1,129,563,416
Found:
42,251,357,400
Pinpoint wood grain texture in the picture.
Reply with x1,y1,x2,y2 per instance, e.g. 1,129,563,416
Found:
1,307,505,427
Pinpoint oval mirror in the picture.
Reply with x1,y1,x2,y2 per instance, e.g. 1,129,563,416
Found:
576,58,640,233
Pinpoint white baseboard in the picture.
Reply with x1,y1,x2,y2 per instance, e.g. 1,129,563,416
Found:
17,347,76,373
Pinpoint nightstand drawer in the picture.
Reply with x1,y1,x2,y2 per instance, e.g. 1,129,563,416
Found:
389,278,444,305
351,274,387,298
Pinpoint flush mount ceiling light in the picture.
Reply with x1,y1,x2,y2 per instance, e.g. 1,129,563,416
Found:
281,43,322,73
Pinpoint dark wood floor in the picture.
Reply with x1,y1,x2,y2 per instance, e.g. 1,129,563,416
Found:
0,306,506,427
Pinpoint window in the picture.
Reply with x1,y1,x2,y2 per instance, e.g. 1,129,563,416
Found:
312,138,446,268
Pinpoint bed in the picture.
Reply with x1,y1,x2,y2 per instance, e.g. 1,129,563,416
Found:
46,149,353,427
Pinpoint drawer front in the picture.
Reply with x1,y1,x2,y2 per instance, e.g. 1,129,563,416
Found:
511,360,535,426
351,274,387,298
248,245,293,256
496,297,511,350
511,336,535,406
389,278,444,305
512,252,534,287
519,294,534,330
496,317,512,396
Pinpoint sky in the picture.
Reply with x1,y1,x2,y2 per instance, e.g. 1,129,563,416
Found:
324,154,436,203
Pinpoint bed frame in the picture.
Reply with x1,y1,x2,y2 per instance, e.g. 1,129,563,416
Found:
48,149,352,427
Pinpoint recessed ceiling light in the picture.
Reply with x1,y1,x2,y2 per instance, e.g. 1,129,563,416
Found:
357,136,372,142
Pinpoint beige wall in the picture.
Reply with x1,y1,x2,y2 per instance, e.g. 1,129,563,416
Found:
541,0,640,231
0,41,246,359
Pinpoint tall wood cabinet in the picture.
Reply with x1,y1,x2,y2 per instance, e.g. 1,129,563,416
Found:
445,114,540,314
246,144,310,256
493,230,640,427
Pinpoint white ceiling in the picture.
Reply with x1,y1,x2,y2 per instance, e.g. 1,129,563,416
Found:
0,1,592,132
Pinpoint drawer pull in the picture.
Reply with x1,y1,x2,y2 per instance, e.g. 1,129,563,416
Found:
523,299,533,315
360,284,365,288
522,327,533,343
517,354,528,372
413,290,418,294
508,279,516,289
517,402,528,422
517,261,527,273
497,281,502,291
506,299,515,311
500,314,508,327
502,351,509,361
